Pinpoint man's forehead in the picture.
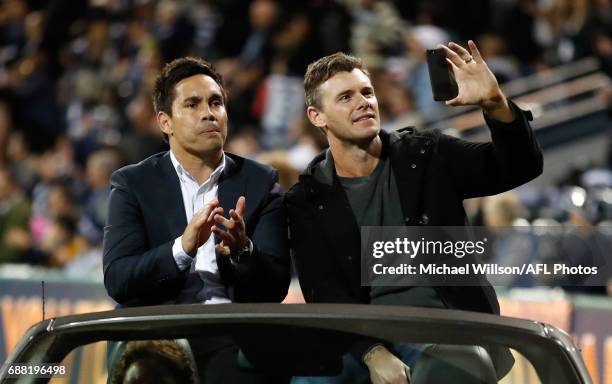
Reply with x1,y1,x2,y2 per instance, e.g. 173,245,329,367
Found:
320,69,372,94
174,74,221,98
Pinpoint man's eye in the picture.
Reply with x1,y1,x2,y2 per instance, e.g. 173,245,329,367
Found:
186,103,196,108
211,100,223,107
339,94,350,102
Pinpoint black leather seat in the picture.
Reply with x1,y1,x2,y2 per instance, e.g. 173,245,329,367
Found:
411,345,498,384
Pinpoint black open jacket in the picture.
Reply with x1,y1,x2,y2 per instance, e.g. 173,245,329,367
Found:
284,101,543,368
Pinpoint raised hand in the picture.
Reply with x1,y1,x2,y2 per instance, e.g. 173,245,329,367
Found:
438,40,514,122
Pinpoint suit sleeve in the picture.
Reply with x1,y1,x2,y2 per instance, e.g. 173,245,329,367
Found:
440,101,543,199
103,170,187,305
231,170,291,303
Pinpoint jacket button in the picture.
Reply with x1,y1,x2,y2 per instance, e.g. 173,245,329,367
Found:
348,256,353,261
421,214,429,224
411,163,417,169
404,217,411,223
318,204,324,210
420,149,426,154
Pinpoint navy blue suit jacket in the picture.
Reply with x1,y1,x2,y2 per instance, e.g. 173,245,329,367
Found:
102,151,290,307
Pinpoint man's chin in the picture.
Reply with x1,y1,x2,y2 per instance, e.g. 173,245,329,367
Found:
190,141,224,158
358,126,381,142
350,132,379,148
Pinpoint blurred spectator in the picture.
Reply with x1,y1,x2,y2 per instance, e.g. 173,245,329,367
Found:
306,0,351,56
41,215,87,267
285,117,328,172
476,33,520,83
120,89,166,164
399,26,450,123
582,0,612,78
5,129,37,197
340,0,405,68
216,0,280,131
0,166,31,263
375,72,422,131
109,340,197,384
0,0,608,283
0,0,64,149
256,9,316,149
538,0,592,64
500,0,545,73
0,0,29,63
484,192,538,287
29,136,79,241
0,100,11,165
33,180,79,259
79,147,122,244
189,1,224,59
560,189,610,294
153,0,195,63
225,128,262,159
483,192,527,228
257,150,300,190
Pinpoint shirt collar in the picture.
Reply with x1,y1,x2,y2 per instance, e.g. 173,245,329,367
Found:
169,150,226,186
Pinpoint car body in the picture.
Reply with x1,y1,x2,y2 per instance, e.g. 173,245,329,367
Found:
0,304,592,383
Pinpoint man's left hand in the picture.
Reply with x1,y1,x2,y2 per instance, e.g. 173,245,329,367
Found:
213,196,249,257
438,40,514,122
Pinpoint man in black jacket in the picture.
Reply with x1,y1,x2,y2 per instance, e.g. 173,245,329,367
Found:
286,41,543,383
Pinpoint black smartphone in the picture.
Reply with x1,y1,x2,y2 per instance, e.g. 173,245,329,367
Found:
426,49,458,101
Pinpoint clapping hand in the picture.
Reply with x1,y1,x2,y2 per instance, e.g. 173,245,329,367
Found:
181,198,224,257
212,196,249,257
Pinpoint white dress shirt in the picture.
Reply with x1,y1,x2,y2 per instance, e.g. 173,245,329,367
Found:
169,150,231,304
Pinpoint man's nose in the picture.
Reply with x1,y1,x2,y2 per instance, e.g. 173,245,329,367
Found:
356,94,372,110
200,104,215,121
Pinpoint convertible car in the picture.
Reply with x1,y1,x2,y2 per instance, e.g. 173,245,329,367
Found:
0,304,592,383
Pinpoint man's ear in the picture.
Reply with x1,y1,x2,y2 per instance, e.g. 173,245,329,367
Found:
306,106,326,129
157,111,172,137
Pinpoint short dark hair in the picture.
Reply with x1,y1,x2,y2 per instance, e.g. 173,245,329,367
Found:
109,340,196,384
304,52,370,109
153,57,226,143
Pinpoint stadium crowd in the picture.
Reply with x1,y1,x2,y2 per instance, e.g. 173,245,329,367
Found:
0,0,611,291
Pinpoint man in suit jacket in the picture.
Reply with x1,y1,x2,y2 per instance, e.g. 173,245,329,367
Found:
103,57,291,383
286,42,543,384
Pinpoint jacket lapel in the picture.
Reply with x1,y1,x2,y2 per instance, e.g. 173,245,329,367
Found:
155,152,187,238
218,155,246,220
216,154,247,286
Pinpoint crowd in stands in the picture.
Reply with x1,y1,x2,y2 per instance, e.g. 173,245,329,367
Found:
0,0,611,292
467,165,612,294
